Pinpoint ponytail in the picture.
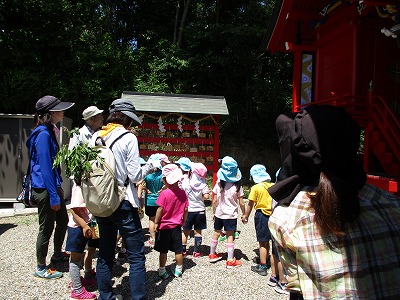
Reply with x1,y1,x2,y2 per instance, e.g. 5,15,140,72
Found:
309,172,360,237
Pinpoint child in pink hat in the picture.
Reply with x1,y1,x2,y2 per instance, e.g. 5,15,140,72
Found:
154,164,189,279
181,163,210,258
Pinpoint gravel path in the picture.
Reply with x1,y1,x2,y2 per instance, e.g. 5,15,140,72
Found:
0,206,289,300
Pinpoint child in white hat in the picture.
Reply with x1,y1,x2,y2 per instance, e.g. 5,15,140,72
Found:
181,163,210,258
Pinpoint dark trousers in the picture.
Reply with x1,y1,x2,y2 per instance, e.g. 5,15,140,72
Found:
96,200,146,300
34,188,68,265
290,293,304,300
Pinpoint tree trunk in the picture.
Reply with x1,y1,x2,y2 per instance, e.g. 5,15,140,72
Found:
177,0,191,48
173,0,181,44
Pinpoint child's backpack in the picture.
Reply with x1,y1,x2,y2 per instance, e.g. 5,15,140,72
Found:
81,130,130,217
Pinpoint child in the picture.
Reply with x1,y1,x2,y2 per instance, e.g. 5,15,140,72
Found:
154,164,188,279
143,154,164,247
242,164,274,276
181,163,210,257
175,157,191,189
209,156,245,268
66,185,99,300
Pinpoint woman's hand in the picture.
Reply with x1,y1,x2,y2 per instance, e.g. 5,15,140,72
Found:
51,204,60,211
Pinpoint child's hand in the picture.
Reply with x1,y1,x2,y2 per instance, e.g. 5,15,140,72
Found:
83,225,92,238
241,215,248,224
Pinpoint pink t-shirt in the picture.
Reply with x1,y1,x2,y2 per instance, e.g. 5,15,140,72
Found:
212,179,244,219
156,187,188,230
68,184,93,228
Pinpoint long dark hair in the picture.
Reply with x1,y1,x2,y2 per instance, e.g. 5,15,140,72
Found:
106,112,133,128
32,112,59,148
309,172,360,237
33,112,52,129
219,179,242,193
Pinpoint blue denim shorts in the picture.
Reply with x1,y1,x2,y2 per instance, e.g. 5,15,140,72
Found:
66,226,100,253
183,211,207,231
214,217,237,231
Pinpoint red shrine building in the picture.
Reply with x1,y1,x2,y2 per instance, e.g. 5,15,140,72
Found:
266,0,400,194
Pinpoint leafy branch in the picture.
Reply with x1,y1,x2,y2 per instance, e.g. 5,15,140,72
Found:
53,127,102,185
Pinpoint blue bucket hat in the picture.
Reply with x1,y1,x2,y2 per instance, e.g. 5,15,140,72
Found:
139,157,147,165
217,156,242,182
147,154,162,169
175,157,192,172
250,164,271,184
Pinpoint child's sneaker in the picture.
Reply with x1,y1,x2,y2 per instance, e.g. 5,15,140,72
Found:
34,267,63,279
217,235,227,242
51,251,70,263
234,231,240,239
81,277,96,288
158,270,170,280
70,287,97,300
84,269,96,280
274,281,290,295
251,264,268,276
182,251,188,257
268,275,279,287
209,253,223,263
68,277,97,290
170,266,182,278
192,252,202,258
148,238,155,248
226,258,242,269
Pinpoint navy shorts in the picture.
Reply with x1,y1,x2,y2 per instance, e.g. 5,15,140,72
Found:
145,205,158,217
183,211,207,231
254,210,271,242
66,226,100,253
214,217,237,231
154,226,182,254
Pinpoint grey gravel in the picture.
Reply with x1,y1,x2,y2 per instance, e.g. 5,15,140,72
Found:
0,207,289,300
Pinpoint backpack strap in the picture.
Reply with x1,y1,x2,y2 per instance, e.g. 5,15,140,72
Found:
108,131,131,150
107,130,131,187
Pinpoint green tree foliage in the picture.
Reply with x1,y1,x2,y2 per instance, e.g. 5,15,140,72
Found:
0,0,292,147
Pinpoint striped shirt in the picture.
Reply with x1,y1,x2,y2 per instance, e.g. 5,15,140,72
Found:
269,184,400,299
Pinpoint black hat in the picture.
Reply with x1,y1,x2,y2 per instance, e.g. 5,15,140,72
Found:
109,99,141,125
36,95,74,113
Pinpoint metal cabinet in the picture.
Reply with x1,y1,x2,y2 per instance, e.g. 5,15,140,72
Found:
0,114,72,202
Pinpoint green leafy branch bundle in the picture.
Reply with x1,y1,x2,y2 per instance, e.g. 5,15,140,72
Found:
53,127,102,185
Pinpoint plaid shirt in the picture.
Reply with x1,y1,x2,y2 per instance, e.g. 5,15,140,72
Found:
269,184,400,299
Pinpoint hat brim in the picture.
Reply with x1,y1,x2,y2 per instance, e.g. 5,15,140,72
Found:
121,110,142,125
177,163,191,172
49,102,75,112
165,169,183,185
217,168,242,182
82,110,104,120
252,174,271,184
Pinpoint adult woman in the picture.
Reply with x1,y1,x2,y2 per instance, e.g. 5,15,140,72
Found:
94,98,153,300
268,105,400,299
28,95,74,279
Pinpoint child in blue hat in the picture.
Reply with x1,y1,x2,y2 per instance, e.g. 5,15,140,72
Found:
143,154,165,247
209,156,245,268
242,164,275,276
